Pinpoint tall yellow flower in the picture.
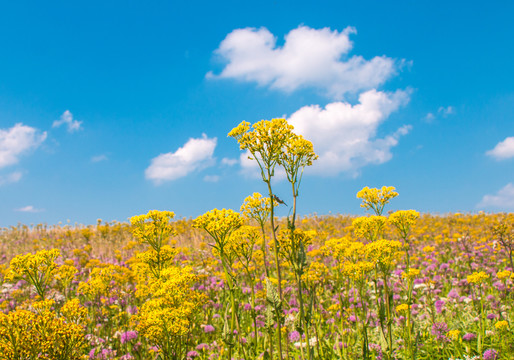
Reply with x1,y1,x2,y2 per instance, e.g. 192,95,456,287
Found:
193,208,244,253
356,186,398,215
228,118,295,180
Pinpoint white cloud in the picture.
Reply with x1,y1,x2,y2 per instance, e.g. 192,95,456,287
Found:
0,124,47,168
53,110,82,132
478,183,514,210
208,26,399,99
0,171,22,186
145,134,217,184
288,89,411,175
423,106,455,123
15,205,44,213
91,154,108,163
438,106,455,116
486,137,514,160
203,175,220,182
221,157,238,166
424,113,435,123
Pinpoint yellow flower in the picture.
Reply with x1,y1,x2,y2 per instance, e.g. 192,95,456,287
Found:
447,329,460,341
342,261,374,282
240,192,272,225
6,248,60,299
193,208,244,253
389,210,419,239
130,210,177,251
364,239,403,268
402,268,421,280
494,320,508,330
353,216,388,241
228,118,295,180
497,270,511,280
422,245,435,253
396,304,410,313
279,134,318,186
467,271,489,285
356,186,398,215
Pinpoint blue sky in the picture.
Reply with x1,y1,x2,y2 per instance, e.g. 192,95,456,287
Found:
1,0,513,226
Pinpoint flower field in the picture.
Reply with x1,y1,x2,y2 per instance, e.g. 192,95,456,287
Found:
0,119,513,360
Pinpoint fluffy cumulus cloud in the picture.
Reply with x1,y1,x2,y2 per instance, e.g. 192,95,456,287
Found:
208,26,399,99
288,89,411,175
478,183,514,210
0,124,47,168
145,134,217,184
52,110,82,132
486,137,514,160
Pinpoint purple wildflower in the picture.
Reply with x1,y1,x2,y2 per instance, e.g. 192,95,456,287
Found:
462,333,477,341
289,331,301,342
120,331,138,344
204,325,215,333
483,349,499,360
431,322,450,342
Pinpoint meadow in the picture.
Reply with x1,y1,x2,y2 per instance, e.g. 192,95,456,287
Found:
0,119,512,360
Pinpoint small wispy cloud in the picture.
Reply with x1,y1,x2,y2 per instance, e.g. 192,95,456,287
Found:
91,154,108,163
53,110,82,133
221,158,238,166
486,137,514,160
438,106,455,116
423,105,455,123
477,183,514,210
0,171,22,186
15,205,44,213
203,175,220,182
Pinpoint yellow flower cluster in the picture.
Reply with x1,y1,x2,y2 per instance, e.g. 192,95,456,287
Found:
136,245,178,277
396,303,410,313
356,186,398,215
302,261,330,287
193,208,244,248
497,269,511,280
352,216,388,241
0,302,87,359
54,263,78,291
389,210,420,239
467,271,490,285
322,236,364,263
134,266,205,356
240,192,272,224
224,225,261,264
364,239,403,268
402,268,421,280
275,228,315,259
78,264,133,299
130,210,177,249
423,246,435,253
228,119,294,166
341,261,374,282
279,134,318,184
6,248,60,299
494,320,509,330
447,329,460,341
61,298,88,323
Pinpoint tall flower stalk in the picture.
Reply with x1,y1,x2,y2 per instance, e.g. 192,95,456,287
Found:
229,118,297,359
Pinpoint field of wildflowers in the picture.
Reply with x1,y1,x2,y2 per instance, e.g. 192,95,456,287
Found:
0,119,513,360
